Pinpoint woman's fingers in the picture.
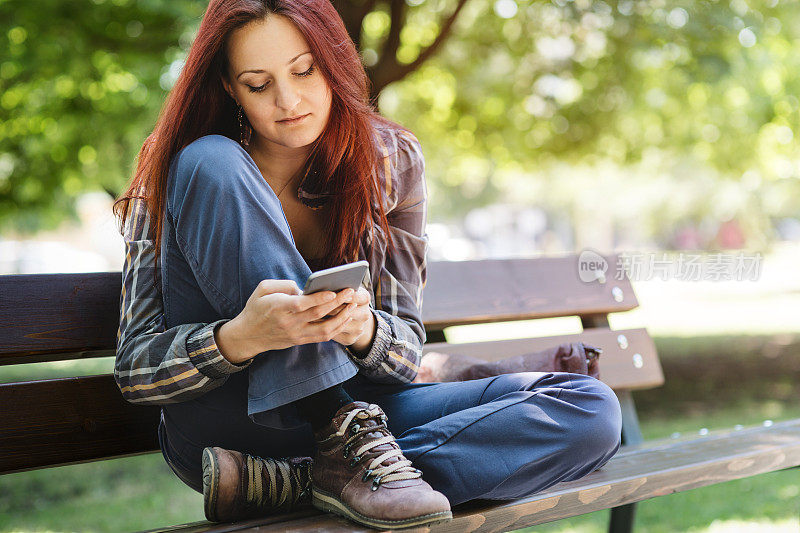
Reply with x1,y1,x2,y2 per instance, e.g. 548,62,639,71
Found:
353,287,371,306
291,290,339,313
317,301,347,320
297,288,355,321
327,288,368,317
304,302,357,342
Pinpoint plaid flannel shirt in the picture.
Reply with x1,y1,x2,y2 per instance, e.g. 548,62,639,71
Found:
115,124,429,405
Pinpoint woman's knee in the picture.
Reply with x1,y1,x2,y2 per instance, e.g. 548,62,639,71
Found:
179,134,245,166
567,376,623,459
167,134,279,225
170,134,258,194
508,372,621,455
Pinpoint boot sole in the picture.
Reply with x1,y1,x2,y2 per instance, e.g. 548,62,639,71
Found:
201,447,220,522
312,487,453,529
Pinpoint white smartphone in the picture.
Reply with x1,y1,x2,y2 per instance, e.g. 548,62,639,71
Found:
302,260,369,295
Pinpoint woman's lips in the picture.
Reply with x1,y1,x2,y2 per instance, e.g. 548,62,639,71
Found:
277,113,309,124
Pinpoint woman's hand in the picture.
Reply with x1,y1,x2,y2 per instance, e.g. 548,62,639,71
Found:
329,287,375,351
216,279,359,364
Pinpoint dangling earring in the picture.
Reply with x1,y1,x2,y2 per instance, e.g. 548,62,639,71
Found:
236,103,252,148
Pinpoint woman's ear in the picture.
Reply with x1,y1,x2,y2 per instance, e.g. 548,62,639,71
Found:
220,76,236,104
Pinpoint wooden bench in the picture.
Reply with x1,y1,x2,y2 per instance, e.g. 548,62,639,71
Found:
2,253,798,532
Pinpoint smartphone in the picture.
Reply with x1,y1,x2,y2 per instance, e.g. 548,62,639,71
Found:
302,260,370,295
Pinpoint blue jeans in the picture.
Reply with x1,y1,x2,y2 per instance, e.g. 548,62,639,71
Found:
158,134,623,505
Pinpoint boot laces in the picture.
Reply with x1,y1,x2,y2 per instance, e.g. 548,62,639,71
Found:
243,454,311,510
336,404,422,488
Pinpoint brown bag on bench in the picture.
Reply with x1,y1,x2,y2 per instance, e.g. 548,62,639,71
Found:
414,342,602,383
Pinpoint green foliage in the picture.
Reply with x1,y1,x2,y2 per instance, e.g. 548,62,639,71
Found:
382,0,800,225
3,0,800,238
0,0,203,234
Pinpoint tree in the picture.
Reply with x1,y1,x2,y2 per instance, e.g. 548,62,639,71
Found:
333,0,470,102
0,0,468,234
3,0,799,246
381,0,800,246
0,0,205,233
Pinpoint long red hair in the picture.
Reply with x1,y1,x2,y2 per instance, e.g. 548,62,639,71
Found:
113,0,409,275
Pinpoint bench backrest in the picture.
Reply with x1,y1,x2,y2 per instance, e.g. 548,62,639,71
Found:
0,253,663,475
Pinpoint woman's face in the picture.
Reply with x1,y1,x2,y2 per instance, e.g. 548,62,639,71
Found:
222,14,332,150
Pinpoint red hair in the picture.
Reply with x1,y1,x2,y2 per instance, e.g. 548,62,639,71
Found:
113,0,409,276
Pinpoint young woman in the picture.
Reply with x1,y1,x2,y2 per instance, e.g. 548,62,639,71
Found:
113,0,623,529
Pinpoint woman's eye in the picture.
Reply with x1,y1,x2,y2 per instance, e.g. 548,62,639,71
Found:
297,64,315,78
246,64,315,93
247,83,267,93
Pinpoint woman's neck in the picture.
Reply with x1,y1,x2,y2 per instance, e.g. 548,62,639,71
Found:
247,135,312,194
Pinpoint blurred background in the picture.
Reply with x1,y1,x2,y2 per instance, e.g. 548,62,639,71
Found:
1,0,798,531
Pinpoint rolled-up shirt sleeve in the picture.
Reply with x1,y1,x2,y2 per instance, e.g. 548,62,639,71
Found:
346,128,429,384
115,197,251,405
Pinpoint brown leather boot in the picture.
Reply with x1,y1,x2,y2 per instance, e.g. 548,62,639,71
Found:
202,446,312,522
311,401,452,529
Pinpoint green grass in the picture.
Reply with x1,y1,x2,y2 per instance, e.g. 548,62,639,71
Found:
0,453,205,532
0,357,115,384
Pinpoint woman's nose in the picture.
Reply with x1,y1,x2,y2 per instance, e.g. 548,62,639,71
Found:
274,79,301,111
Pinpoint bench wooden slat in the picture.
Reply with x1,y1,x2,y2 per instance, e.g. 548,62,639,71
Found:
423,328,664,391
0,374,160,474
423,255,637,329
0,255,636,364
0,272,121,362
162,419,800,533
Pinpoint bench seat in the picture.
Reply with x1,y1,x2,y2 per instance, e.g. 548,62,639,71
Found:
144,419,800,532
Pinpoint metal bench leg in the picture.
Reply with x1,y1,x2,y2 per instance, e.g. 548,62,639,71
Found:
608,390,643,533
